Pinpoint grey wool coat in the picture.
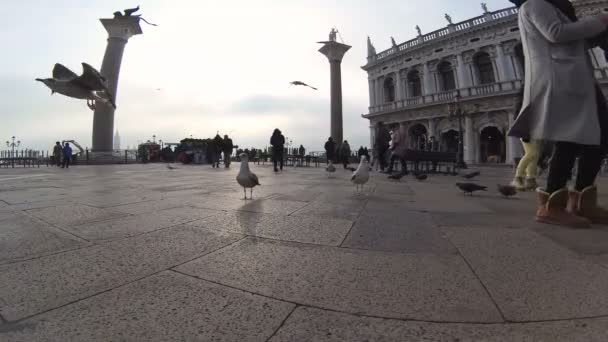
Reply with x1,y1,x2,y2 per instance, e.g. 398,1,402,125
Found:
508,0,607,145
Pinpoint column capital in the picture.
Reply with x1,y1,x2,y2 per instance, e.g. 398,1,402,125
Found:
100,17,143,40
318,41,352,63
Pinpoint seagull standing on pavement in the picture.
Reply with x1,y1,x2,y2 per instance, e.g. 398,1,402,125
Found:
36,63,116,111
351,156,370,194
237,153,260,200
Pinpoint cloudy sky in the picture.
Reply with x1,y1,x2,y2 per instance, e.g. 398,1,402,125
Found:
0,0,510,152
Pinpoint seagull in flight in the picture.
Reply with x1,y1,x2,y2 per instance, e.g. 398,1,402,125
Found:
290,81,318,90
36,63,116,111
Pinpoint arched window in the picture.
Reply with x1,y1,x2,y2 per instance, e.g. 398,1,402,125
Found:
475,53,496,84
407,70,422,97
438,62,456,91
384,77,396,102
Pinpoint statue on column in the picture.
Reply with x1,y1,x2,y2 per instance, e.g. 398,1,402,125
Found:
415,25,422,37
329,28,338,42
367,36,377,57
113,6,158,26
445,13,453,25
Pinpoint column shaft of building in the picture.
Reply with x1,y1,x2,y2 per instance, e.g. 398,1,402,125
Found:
464,116,475,164
395,71,403,101
368,79,375,107
92,37,128,152
330,60,344,145
428,119,436,138
422,63,434,95
495,44,512,81
456,54,471,89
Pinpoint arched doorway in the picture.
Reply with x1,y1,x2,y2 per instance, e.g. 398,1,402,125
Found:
479,126,505,163
441,129,459,153
409,124,428,150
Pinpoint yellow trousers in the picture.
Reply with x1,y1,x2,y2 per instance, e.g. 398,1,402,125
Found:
515,140,540,178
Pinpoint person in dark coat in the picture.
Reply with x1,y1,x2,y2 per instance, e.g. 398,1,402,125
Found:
375,122,391,172
340,140,351,169
211,134,224,168
324,137,336,164
53,141,62,167
270,129,285,172
508,0,608,227
62,143,72,168
223,135,234,168
357,146,365,159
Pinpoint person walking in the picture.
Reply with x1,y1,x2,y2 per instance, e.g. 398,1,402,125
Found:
340,140,351,169
53,141,62,167
270,129,285,172
511,85,541,190
508,0,608,228
324,137,336,164
62,143,72,169
387,125,403,174
212,134,224,168
223,134,234,168
375,122,391,172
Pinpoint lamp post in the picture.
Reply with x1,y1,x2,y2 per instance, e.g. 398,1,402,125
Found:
6,136,21,168
159,139,163,149
152,135,156,144
448,95,470,169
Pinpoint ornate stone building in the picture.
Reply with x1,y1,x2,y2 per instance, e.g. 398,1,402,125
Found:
362,1,608,164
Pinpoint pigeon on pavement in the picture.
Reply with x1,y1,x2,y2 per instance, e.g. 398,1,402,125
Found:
346,166,357,172
463,171,481,179
236,153,260,200
351,156,370,194
388,173,406,181
456,182,487,195
36,63,116,111
415,174,428,181
166,164,177,170
498,184,517,198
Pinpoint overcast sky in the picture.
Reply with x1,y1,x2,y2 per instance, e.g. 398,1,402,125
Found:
0,0,510,152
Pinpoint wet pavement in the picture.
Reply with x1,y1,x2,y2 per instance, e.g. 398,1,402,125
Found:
1,163,608,341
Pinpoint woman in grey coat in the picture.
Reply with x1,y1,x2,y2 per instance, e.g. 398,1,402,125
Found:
509,0,608,227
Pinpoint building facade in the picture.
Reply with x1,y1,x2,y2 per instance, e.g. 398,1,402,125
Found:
362,1,608,164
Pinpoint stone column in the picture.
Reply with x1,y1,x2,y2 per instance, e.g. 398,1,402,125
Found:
395,71,403,101
92,16,143,152
464,115,475,164
422,63,434,95
428,119,436,138
506,114,522,165
495,44,511,81
456,54,471,88
369,125,376,149
319,40,351,145
368,79,375,107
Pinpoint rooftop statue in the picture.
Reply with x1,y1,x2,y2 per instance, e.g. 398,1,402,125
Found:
391,36,398,48
482,3,490,14
445,13,453,25
415,25,422,36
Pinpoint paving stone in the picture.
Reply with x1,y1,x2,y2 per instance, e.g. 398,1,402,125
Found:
0,226,243,320
270,307,608,342
0,213,86,264
293,202,364,221
26,204,127,226
341,212,458,254
110,197,189,215
533,225,608,255
62,206,222,240
234,199,310,215
186,212,353,246
444,226,608,321
1,272,294,342
78,192,162,208
176,238,502,322
431,212,542,229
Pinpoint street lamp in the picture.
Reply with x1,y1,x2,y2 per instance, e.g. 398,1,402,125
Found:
159,139,163,149
6,136,21,168
448,95,470,169
152,135,156,144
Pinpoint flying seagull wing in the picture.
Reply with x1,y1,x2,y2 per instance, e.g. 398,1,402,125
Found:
71,63,107,91
52,63,78,81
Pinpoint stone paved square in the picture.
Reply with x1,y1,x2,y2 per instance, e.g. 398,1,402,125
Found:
2,164,608,340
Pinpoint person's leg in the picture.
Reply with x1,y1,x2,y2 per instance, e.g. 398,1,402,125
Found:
537,142,589,228
273,152,278,171
387,154,396,173
567,145,608,224
524,141,541,189
546,142,578,194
